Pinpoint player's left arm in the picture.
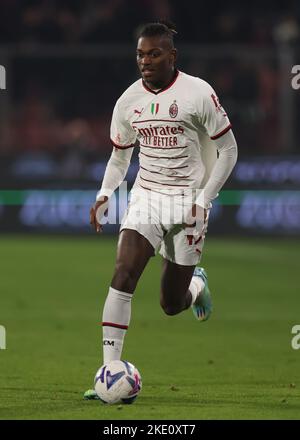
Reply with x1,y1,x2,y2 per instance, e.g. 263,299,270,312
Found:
195,129,238,210
184,83,238,227
184,129,237,227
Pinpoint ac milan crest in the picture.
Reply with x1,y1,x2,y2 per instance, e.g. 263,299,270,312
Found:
169,100,178,118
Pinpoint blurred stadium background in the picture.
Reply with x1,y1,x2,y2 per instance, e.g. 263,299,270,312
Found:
0,0,300,420
0,0,299,235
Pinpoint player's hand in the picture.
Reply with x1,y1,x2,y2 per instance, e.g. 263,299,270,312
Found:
90,196,109,233
183,204,207,229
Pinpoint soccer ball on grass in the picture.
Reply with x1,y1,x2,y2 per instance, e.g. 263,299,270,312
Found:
94,360,142,404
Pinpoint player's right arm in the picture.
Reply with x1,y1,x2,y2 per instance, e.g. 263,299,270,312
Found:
90,98,136,233
90,147,134,232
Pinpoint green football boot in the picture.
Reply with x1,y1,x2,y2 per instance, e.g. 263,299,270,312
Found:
83,389,100,400
191,267,213,321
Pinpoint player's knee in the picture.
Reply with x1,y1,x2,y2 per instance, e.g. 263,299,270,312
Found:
111,263,138,293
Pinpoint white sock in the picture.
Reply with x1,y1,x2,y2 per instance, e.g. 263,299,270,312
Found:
189,276,205,306
102,286,132,364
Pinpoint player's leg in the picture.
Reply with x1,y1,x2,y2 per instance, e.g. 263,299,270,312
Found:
160,258,212,320
84,229,154,400
85,186,163,399
160,259,195,315
101,186,164,367
111,228,154,292
159,207,212,320
102,228,154,364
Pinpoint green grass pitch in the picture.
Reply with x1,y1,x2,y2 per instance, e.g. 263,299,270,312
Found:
0,235,299,420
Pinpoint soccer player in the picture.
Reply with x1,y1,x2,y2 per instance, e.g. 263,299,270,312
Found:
84,22,237,399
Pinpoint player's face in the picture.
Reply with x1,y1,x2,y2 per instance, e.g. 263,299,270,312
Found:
136,36,177,88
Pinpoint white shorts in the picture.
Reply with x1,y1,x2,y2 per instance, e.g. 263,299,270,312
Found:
120,188,210,266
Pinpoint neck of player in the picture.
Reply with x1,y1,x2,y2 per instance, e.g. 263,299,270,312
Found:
144,68,176,91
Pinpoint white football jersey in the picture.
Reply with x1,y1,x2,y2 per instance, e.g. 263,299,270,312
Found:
110,70,232,194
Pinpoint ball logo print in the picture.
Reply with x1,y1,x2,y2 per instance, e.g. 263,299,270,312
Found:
291,325,300,350
126,374,141,396
0,325,6,349
94,360,142,404
106,370,125,390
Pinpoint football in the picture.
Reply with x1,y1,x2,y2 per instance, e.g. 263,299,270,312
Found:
94,360,142,404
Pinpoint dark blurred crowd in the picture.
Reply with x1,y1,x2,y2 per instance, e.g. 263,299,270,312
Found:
0,0,299,45
0,53,295,161
0,0,299,166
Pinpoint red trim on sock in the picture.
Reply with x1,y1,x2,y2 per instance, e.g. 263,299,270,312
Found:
102,322,128,330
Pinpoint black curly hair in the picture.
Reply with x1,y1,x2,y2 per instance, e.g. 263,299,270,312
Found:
137,21,177,47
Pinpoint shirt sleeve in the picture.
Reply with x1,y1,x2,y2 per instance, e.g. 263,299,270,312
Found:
199,82,232,140
195,129,238,209
96,147,134,200
110,100,137,149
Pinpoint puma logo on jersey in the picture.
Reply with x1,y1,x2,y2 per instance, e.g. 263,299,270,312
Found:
134,108,143,115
